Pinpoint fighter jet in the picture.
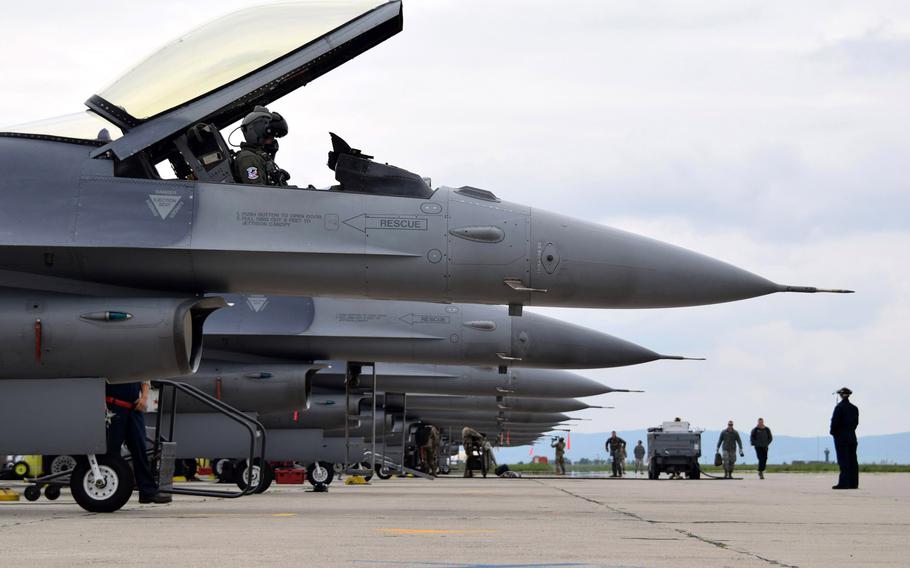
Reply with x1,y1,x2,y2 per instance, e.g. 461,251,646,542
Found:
309,362,618,398
0,0,849,511
404,395,616,414
0,3,849,375
204,295,693,370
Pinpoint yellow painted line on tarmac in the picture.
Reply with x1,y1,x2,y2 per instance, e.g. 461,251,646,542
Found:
377,528,497,535
143,512,298,519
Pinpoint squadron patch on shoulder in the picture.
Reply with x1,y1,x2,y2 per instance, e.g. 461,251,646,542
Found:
246,166,260,180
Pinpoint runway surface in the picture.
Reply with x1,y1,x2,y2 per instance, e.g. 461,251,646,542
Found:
1,473,907,567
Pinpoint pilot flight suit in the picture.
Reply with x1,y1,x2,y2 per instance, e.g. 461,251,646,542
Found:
717,428,743,479
233,143,287,186
105,382,158,499
551,439,566,475
831,398,859,489
606,435,627,477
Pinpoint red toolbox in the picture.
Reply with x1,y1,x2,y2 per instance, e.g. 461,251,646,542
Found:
274,468,306,484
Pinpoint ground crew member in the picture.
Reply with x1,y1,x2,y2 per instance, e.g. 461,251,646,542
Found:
830,387,859,489
750,417,773,479
605,431,627,477
105,381,169,504
551,437,566,475
462,427,484,478
716,420,744,479
427,425,441,476
633,440,646,475
233,105,291,186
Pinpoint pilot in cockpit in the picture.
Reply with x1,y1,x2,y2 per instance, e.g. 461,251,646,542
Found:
232,105,291,186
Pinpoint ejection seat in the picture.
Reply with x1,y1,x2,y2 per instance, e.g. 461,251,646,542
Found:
327,132,432,198
171,123,237,183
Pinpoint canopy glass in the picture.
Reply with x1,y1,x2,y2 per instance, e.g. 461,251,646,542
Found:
96,1,386,120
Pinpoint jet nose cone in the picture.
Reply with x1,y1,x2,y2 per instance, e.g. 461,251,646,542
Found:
529,210,779,308
513,311,661,368
511,368,613,398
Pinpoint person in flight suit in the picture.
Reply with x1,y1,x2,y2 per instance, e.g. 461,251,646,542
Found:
830,387,860,489
551,437,567,475
233,105,291,186
105,381,170,504
605,431,627,478
716,420,744,479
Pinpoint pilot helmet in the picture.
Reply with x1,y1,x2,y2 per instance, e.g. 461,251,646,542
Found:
241,105,288,152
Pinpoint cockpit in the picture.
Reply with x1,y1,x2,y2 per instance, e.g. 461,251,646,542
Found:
0,1,430,197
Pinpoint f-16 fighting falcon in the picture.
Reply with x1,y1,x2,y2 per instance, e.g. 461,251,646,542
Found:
0,0,850,512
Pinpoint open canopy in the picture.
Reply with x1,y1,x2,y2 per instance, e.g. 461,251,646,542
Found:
89,0,402,160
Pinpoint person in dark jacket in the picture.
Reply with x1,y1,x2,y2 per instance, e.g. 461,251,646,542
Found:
106,382,170,504
750,418,773,479
830,387,859,489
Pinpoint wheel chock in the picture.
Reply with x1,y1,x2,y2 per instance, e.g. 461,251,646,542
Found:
344,475,369,485
0,488,20,501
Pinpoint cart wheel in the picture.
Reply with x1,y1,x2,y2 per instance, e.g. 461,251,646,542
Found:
13,461,30,479
690,463,701,480
306,462,334,486
44,485,61,500
358,462,375,482
648,461,659,480
24,485,41,501
374,464,393,480
70,455,134,513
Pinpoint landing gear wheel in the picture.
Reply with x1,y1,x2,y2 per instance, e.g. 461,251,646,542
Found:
24,485,41,501
236,460,273,493
70,455,134,513
307,462,334,486
374,464,393,480
212,458,234,483
50,455,77,475
44,485,61,500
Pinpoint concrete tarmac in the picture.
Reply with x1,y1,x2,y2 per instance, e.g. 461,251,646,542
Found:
1,473,907,567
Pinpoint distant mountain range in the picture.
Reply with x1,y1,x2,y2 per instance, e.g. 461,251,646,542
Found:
493,431,910,465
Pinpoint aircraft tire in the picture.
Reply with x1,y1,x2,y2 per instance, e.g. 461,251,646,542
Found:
49,454,77,475
70,455,134,513
306,462,334,486
235,459,273,493
374,464,393,480
358,462,375,482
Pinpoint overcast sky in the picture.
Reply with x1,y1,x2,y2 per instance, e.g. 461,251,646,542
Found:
2,1,906,437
